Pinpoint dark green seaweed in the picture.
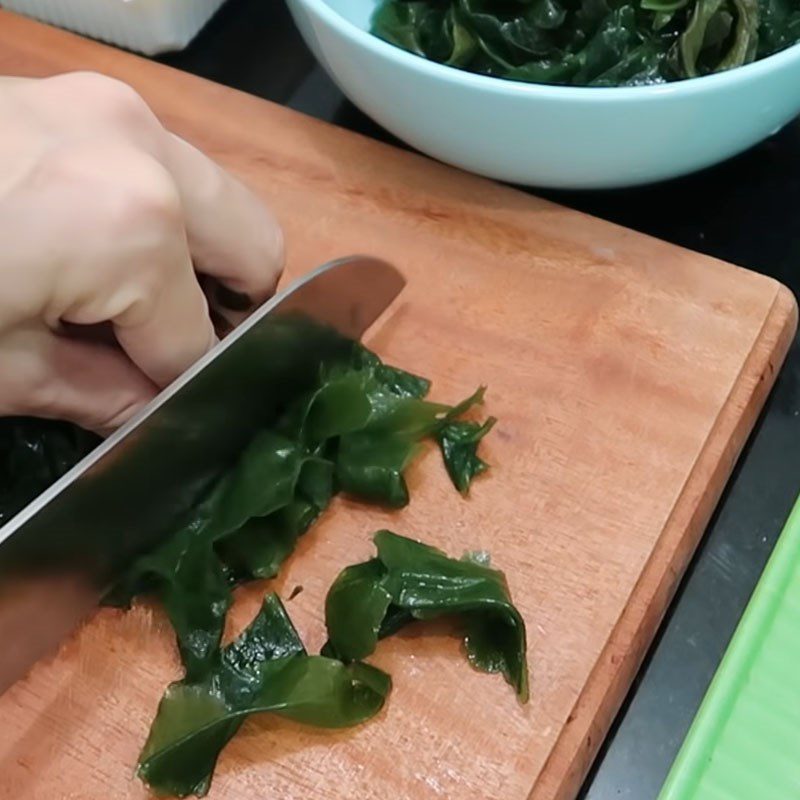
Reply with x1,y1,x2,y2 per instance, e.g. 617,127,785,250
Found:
138,593,391,797
371,0,800,86
107,344,495,681
323,530,529,702
2,342,502,798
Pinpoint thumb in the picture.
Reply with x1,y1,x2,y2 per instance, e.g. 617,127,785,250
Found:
4,331,158,435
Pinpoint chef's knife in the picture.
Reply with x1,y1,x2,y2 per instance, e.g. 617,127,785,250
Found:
0,255,405,694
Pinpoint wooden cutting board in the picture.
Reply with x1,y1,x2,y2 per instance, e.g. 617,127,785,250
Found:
0,11,795,800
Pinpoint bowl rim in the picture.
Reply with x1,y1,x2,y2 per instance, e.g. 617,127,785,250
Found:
294,0,800,100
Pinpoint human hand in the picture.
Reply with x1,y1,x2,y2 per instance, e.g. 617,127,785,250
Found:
0,72,284,434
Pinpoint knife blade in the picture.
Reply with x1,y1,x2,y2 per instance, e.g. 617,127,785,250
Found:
0,255,405,694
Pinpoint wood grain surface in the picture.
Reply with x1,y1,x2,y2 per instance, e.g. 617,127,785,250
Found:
0,11,795,800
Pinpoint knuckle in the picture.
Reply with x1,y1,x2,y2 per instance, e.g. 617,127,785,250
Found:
53,72,158,133
110,182,187,319
77,72,151,119
234,207,285,299
257,217,285,294
99,156,184,247
34,149,187,325
121,160,183,233
267,218,286,271
40,147,183,241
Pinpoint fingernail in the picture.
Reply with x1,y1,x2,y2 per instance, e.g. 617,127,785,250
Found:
214,283,253,312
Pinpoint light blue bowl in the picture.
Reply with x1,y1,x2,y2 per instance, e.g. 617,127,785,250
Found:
286,0,800,189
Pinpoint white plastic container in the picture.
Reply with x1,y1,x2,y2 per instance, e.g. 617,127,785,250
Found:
1,0,229,55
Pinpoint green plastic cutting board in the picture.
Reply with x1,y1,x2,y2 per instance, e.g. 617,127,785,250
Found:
659,495,800,800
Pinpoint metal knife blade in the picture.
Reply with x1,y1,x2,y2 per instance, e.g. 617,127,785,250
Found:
0,255,405,694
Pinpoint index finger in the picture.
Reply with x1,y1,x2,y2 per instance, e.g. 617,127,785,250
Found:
163,134,285,306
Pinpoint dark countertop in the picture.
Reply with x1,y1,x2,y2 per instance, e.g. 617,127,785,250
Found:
160,3,800,796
